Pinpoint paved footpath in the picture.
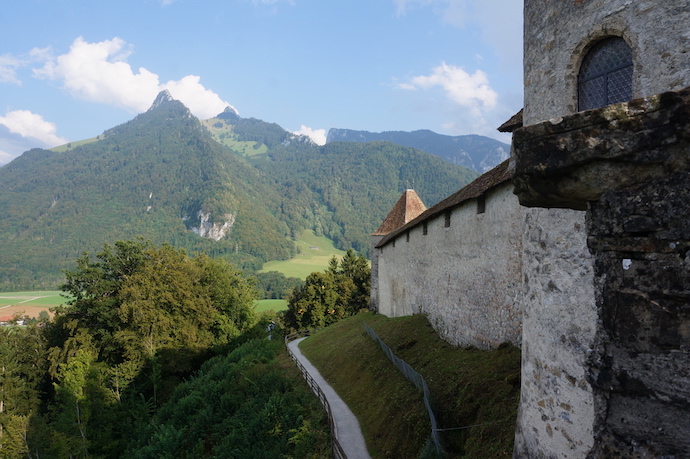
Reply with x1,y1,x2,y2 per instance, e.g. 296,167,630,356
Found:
288,337,371,459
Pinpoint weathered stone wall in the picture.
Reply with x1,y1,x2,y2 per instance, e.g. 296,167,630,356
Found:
514,87,690,457
586,174,690,457
514,208,597,457
523,0,690,125
375,182,525,349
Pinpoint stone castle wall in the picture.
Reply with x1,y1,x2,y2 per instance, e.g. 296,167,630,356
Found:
375,182,526,349
514,88,690,457
373,1,690,456
517,2,690,454
373,183,598,455
523,0,690,125
515,208,596,457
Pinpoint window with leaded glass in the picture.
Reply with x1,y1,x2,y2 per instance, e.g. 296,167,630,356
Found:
578,37,633,111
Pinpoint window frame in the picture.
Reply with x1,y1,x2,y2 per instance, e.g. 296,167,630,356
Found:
577,36,633,111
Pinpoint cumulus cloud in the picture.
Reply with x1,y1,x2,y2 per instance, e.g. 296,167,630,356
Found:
33,37,235,119
398,62,497,114
162,76,235,119
396,61,516,141
0,110,67,147
293,125,326,146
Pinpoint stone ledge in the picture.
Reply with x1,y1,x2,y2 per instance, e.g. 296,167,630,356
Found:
512,87,690,210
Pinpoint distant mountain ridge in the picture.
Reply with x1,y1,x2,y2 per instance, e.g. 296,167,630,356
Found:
326,128,510,173
0,92,477,290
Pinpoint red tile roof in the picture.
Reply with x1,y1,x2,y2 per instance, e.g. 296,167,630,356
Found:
373,189,427,236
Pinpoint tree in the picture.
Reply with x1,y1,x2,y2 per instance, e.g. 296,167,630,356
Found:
56,240,258,370
38,240,260,455
285,249,370,329
0,325,46,457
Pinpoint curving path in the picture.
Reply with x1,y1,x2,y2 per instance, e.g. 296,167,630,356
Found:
288,337,371,459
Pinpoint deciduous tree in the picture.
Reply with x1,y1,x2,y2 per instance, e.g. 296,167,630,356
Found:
285,249,370,329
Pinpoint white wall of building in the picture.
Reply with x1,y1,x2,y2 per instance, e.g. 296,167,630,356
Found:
376,182,525,349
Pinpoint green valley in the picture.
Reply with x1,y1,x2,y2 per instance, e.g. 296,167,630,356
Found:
0,91,477,291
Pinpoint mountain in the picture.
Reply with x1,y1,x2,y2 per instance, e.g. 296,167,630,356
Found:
326,128,510,173
0,92,477,290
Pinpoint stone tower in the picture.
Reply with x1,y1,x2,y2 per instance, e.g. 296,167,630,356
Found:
515,0,690,457
523,0,690,125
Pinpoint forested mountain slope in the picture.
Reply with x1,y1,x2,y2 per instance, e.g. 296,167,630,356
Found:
327,127,510,173
0,92,477,290
249,139,476,254
1,95,291,288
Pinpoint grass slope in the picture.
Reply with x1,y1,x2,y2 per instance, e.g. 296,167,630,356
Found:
299,312,521,458
260,229,347,279
200,118,269,156
50,136,102,152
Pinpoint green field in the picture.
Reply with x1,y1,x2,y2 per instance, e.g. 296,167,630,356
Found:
260,229,347,279
0,291,67,308
255,299,288,312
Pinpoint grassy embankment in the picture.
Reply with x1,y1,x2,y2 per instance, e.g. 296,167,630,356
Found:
299,312,521,458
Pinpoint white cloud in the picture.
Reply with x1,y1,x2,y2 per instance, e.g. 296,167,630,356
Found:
34,37,159,113
33,37,234,119
0,47,53,86
398,62,497,114
293,125,326,146
0,54,23,85
163,75,236,119
0,110,67,147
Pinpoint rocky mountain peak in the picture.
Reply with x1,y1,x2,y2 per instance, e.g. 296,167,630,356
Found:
148,90,175,111
216,105,240,121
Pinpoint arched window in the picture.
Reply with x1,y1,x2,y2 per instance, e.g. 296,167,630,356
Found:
578,37,633,111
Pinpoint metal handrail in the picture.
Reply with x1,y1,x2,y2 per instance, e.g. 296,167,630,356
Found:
285,330,347,459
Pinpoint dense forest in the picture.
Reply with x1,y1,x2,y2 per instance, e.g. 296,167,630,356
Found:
0,91,477,290
0,240,333,457
326,128,510,173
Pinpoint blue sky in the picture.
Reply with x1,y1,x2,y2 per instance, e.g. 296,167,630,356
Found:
0,0,523,165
